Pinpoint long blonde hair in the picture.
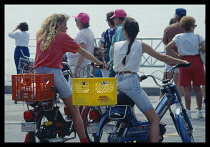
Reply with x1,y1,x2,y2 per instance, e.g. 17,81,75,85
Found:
36,13,69,51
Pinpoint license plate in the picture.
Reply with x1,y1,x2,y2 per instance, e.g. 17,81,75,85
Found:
21,122,36,132
87,123,98,134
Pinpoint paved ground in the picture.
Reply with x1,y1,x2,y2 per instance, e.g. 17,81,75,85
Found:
4,94,205,143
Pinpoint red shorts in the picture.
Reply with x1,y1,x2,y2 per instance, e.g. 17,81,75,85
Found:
179,55,205,86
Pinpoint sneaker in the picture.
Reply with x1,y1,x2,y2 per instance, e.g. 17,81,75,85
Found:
186,111,191,119
197,111,203,118
175,103,181,109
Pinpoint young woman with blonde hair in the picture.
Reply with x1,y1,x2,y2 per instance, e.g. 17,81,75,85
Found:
32,13,103,143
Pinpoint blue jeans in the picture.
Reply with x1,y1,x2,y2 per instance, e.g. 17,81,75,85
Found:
116,73,153,112
14,46,30,74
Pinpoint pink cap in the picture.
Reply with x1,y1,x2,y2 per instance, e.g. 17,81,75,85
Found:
110,9,127,19
72,12,90,24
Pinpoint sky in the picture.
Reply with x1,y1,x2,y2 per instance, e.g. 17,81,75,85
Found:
4,4,206,85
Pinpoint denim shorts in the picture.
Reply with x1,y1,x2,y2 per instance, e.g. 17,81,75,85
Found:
116,73,153,112
34,66,72,98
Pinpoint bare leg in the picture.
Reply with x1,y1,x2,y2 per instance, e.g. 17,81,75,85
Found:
174,73,184,98
202,85,206,101
61,96,86,139
142,108,160,142
193,86,203,110
184,86,191,110
160,72,172,99
202,67,206,101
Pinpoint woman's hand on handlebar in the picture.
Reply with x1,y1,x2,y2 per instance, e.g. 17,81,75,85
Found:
91,62,104,69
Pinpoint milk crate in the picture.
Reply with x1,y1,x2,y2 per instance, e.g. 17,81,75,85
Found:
72,78,117,106
12,73,54,101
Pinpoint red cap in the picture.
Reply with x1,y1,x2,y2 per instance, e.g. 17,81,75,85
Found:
72,12,90,24
110,9,127,19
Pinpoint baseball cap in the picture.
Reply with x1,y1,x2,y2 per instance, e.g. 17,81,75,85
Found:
110,9,127,19
175,8,187,16
72,12,90,24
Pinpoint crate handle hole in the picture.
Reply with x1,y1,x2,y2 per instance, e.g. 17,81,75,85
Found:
81,82,86,85
103,81,108,85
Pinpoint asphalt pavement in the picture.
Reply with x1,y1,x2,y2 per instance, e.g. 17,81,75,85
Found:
4,94,206,143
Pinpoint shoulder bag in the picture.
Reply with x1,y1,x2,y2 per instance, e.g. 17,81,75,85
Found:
197,35,205,65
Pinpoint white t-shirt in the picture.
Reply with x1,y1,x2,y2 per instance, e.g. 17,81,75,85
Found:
113,40,142,73
8,31,30,47
172,33,204,56
67,28,95,67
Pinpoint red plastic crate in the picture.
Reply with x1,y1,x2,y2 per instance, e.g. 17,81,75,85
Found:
12,73,55,101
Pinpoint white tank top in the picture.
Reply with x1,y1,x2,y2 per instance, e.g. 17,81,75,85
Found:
113,40,142,73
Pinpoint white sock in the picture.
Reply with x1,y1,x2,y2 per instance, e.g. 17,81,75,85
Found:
197,110,202,113
186,109,191,113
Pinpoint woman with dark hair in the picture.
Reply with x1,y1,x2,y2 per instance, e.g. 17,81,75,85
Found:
8,22,30,74
112,17,189,142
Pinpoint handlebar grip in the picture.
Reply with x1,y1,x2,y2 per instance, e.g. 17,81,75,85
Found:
97,65,104,69
91,62,104,69
90,62,94,67
139,75,148,81
176,63,191,68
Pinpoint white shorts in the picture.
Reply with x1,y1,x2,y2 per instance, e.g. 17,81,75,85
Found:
164,64,179,73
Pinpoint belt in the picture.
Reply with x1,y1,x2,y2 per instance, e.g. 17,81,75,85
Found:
116,71,137,75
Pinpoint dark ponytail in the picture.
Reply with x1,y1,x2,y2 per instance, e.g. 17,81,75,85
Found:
122,37,135,65
122,17,139,65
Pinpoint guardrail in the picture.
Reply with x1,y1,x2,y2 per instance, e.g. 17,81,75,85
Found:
29,37,165,68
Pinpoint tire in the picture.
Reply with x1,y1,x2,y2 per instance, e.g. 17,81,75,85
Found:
81,106,103,142
175,108,194,142
94,118,120,142
28,112,54,142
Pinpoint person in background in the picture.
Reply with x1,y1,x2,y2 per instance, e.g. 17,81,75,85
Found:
169,17,176,25
8,22,30,74
98,11,116,77
165,16,205,119
32,13,103,143
161,8,187,99
67,12,95,81
112,17,189,142
8,22,30,104
202,19,206,104
107,9,127,77
62,53,69,81
159,17,175,100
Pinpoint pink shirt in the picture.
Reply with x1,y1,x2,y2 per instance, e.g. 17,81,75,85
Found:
34,32,80,69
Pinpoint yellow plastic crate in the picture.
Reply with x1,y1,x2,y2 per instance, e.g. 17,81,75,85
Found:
72,78,117,106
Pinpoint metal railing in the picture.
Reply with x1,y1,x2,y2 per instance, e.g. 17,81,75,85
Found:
29,37,165,68
95,37,165,68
